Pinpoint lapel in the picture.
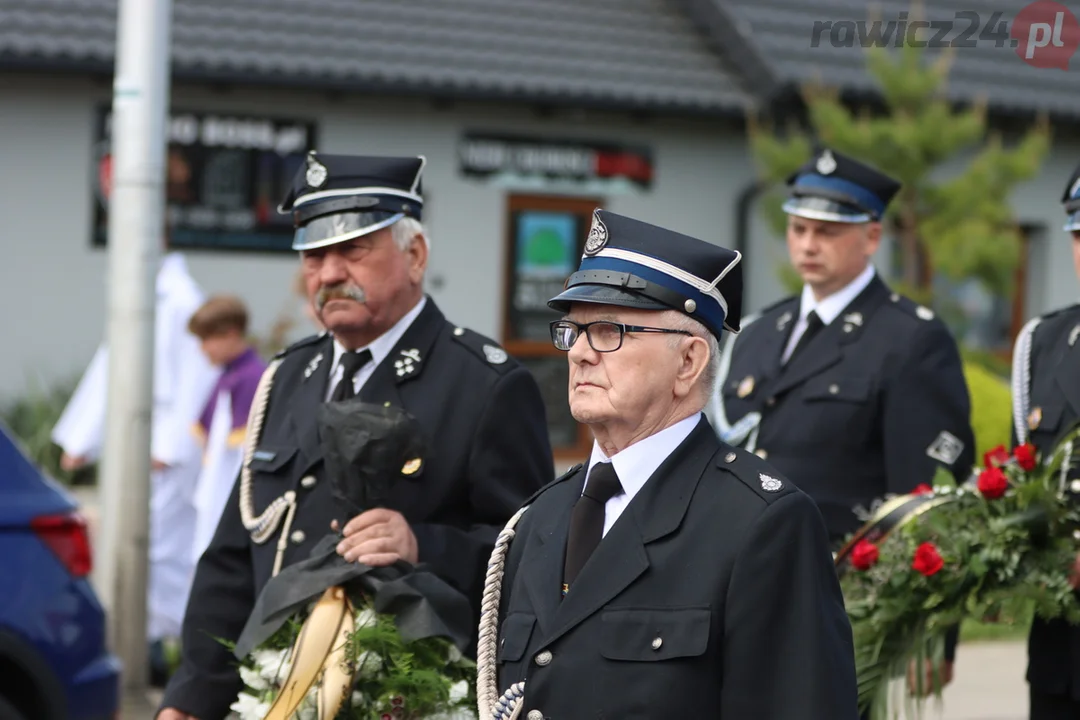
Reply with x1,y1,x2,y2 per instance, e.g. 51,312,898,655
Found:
292,299,447,474
538,418,720,647
289,336,334,471
758,299,798,383
521,469,585,637
1055,327,1080,417
768,275,889,398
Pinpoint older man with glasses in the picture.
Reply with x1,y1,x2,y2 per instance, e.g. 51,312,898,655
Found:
475,209,858,720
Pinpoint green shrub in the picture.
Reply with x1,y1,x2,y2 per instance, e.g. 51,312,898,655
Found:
962,359,1012,467
0,376,95,486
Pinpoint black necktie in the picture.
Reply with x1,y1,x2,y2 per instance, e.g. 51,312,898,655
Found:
329,349,373,401
787,310,824,364
563,462,624,592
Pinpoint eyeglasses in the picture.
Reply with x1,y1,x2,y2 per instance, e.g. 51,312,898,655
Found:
549,320,692,353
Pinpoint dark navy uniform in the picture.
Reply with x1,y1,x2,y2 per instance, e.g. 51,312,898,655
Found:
1019,162,1080,720
161,154,554,719
481,210,858,720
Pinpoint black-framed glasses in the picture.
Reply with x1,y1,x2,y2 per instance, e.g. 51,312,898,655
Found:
549,320,692,353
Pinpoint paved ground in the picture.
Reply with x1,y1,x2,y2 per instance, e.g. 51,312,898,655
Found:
75,488,1033,720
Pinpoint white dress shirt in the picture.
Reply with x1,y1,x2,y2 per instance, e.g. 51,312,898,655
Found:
324,296,427,401
781,263,876,364
585,412,702,537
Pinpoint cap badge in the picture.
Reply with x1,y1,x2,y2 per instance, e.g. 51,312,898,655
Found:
483,344,508,365
305,152,328,189
1028,406,1042,430
760,474,783,492
816,149,837,175
583,211,609,256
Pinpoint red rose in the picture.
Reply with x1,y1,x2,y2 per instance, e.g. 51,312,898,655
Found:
1014,443,1037,471
983,444,1010,468
912,542,944,576
912,483,934,496
977,466,1009,499
850,539,880,571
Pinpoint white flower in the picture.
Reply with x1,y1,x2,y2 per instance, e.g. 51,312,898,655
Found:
351,690,365,705
238,665,269,692
253,648,292,684
356,607,378,628
230,692,270,720
294,692,318,720
356,650,383,674
449,679,469,703
447,644,463,664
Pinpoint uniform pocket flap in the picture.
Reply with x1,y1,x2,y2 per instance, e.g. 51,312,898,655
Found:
804,375,872,403
599,607,710,662
246,445,298,474
498,613,536,663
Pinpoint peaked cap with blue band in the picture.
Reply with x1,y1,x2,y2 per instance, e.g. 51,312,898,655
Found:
1061,160,1080,232
783,147,901,224
278,151,425,251
547,209,743,339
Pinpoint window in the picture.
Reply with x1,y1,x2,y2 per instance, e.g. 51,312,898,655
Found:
502,194,603,460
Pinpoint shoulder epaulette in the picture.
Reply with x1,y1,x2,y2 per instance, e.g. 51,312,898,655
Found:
882,291,939,323
273,332,328,360
1038,301,1080,323
520,463,583,509
448,324,516,373
756,294,797,318
714,447,797,505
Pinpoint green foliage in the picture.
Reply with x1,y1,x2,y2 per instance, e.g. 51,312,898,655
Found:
747,4,1050,307
962,360,1012,463
0,375,94,486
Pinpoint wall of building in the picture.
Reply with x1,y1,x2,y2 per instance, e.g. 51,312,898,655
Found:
0,72,758,402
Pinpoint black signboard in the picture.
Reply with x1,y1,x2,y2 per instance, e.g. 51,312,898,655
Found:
92,107,317,252
459,132,653,190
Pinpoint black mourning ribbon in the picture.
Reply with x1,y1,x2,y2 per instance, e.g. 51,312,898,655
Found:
233,400,472,658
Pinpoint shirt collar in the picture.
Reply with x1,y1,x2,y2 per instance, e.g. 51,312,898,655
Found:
585,412,703,498
330,295,428,371
799,263,876,326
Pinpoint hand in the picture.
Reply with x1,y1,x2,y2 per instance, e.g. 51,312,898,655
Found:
60,453,88,472
907,658,954,696
1068,553,1080,589
156,709,199,720
335,509,418,566
151,458,172,472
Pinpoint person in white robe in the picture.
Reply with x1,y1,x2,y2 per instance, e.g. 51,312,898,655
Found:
52,252,220,653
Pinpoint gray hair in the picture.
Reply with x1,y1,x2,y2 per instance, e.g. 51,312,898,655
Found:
660,310,721,406
391,216,430,251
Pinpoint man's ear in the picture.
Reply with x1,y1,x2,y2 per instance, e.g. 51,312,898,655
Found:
407,233,428,283
674,335,710,400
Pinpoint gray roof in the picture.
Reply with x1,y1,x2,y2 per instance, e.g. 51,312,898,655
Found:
0,0,753,115
722,0,1080,118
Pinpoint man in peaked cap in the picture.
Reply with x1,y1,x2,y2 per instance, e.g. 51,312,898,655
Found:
478,209,858,719
158,152,554,720
711,147,974,699
1014,161,1080,719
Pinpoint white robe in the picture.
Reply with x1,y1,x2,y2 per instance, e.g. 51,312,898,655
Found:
191,389,245,564
52,252,221,640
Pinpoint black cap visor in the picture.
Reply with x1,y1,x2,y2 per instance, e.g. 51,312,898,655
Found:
547,283,670,314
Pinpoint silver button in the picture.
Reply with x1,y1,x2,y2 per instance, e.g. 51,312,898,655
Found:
724,452,736,463
652,636,663,650
755,448,768,459
1071,480,1080,494
829,384,839,395
454,327,465,336
527,711,544,720
290,530,306,544
534,650,552,666
300,475,317,489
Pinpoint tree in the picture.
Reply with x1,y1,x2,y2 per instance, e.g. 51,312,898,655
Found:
747,32,1051,310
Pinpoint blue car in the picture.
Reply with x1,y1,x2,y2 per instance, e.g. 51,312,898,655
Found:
0,423,120,720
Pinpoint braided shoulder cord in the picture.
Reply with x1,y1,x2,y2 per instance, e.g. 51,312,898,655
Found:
476,506,530,720
1011,317,1041,446
707,312,762,446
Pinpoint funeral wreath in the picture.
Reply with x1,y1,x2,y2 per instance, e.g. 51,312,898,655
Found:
835,426,1080,718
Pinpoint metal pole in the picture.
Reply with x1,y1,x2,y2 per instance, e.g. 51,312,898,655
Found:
97,0,173,696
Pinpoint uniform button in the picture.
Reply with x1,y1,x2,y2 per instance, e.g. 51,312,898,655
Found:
1071,480,1080,494
290,530,306,544
724,452,736,463
300,475,317,489
454,327,465,336
829,384,839,395
527,711,544,720
765,397,776,407
534,650,552,666
755,448,768,459
651,636,663,650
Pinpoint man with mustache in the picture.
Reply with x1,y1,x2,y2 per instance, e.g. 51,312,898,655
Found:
158,152,554,720
711,147,974,699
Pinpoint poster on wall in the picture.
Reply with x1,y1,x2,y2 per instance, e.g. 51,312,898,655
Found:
508,208,586,342
91,107,317,252
458,132,653,193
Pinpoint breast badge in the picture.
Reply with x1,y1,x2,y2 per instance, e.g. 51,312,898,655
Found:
737,375,755,398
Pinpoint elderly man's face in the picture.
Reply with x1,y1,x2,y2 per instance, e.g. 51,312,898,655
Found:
300,225,426,341
564,304,689,428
